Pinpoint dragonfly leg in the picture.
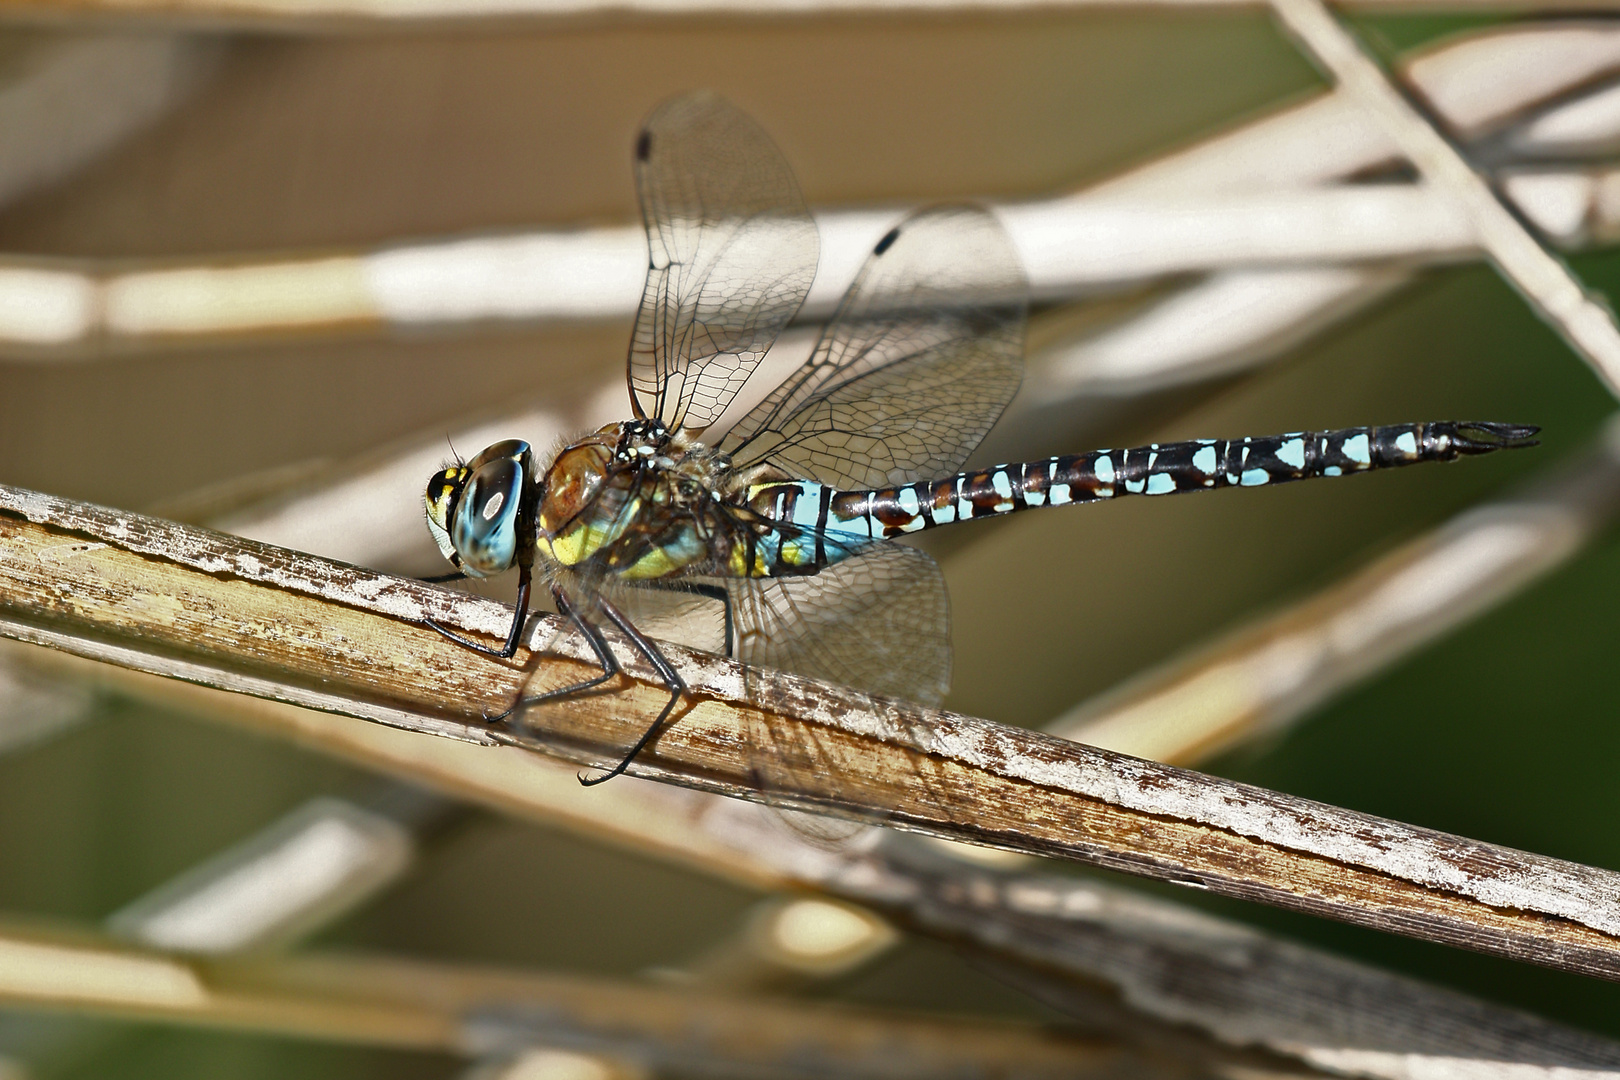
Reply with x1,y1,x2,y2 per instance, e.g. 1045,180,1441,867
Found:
494,585,623,723
417,570,467,584
638,580,733,659
684,582,735,659
578,596,687,787
426,565,532,660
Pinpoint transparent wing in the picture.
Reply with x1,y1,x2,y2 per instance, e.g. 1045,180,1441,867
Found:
720,205,1027,489
613,582,729,657
733,544,950,842
618,541,948,705
618,543,949,842
628,92,820,434
730,543,950,708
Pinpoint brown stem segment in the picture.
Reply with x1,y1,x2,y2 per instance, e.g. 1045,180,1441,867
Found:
0,484,1618,983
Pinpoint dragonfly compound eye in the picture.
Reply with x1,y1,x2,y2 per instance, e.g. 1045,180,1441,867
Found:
452,457,524,577
539,443,613,534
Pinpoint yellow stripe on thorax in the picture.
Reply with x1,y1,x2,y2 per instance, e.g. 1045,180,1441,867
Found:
618,522,708,581
619,545,687,581
542,497,640,566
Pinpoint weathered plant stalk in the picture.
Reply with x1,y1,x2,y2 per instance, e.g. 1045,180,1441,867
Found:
27,643,1620,1078
3,483,1620,982
0,917,1125,1079
1270,0,1620,403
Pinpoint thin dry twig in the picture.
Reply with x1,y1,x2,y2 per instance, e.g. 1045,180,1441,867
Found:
0,917,1125,1080
0,179,1609,358
0,190,1486,354
1269,0,1620,402
105,795,423,955
1042,21,1620,399
4,486,1620,983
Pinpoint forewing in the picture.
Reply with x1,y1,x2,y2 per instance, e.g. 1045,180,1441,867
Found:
720,205,1027,489
628,92,820,434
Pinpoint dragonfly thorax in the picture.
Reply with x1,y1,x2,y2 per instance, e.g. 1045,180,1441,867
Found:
613,417,671,462
536,420,679,536
527,420,738,574
538,437,615,536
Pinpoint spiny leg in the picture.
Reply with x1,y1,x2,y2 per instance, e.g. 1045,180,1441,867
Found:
426,565,533,660
418,570,468,584
578,596,688,787
494,585,623,722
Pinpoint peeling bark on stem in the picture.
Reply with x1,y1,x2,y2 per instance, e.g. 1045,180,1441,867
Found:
2,484,1620,981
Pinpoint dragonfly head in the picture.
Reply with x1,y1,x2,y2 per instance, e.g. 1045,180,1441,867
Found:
424,439,533,578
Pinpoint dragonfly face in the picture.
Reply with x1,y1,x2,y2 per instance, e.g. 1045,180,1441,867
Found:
424,439,533,578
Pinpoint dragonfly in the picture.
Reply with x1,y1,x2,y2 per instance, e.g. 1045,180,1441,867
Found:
422,91,1536,786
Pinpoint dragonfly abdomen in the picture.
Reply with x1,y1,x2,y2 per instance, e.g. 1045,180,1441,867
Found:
805,421,1536,544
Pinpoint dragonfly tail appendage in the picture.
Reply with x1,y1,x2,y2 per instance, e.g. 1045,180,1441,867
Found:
1441,421,1541,454
830,421,1538,542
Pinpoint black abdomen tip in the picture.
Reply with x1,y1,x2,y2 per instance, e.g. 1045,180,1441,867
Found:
1446,422,1541,453
635,130,652,161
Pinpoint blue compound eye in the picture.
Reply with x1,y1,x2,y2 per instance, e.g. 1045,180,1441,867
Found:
452,456,524,577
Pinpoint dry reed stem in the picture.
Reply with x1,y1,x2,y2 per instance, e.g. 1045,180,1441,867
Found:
1269,0,1620,403
21,646,1620,1079
0,917,1127,1079
0,190,1489,357
0,25,1613,362
4,485,1620,982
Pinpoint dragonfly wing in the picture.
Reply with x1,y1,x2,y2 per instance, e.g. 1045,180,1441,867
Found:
628,92,819,435
731,543,949,842
617,540,947,841
615,539,947,705
612,582,729,658
729,542,950,707
720,205,1027,489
